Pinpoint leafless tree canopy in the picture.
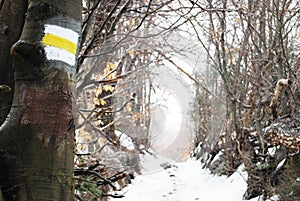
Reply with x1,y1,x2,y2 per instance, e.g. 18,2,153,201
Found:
52,0,299,200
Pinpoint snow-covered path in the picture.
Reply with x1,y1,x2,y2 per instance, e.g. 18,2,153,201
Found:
111,159,256,201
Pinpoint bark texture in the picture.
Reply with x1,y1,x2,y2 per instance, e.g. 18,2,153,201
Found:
0,1,81,200
0,0,27,124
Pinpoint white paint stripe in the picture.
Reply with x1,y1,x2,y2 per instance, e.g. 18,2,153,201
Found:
44,24,79,44
44,46,76,66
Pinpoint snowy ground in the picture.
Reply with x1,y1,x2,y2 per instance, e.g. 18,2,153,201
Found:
110,158,276,201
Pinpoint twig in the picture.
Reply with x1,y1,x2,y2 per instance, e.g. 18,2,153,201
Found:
74,169,118,190
102,193,125,198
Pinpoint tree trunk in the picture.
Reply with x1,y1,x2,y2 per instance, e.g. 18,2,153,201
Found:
0,0,27,124
0,1,81,200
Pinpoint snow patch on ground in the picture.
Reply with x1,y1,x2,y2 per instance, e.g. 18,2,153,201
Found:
110,157,280,201
110,159,251,201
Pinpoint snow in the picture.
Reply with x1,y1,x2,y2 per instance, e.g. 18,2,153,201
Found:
110,158,276,201
274,159,286,173
115,130,135,150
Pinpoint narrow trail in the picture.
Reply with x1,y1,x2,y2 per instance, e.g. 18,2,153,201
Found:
111,159,250,201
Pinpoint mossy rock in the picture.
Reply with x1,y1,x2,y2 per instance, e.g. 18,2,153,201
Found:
276,155,300,200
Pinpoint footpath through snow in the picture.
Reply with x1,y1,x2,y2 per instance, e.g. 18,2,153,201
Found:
110,158,275,201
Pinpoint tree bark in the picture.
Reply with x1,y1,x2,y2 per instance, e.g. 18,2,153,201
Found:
0,0,27,124
0,1,81,200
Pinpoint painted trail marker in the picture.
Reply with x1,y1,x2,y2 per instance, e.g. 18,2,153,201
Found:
42,24,79,66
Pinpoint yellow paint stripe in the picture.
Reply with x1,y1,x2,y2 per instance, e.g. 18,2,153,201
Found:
42,33,77,55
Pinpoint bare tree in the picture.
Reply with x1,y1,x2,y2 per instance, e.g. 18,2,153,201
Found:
183,0,300,199
0,0,81,200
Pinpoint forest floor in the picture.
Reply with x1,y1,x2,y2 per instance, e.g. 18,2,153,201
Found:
110,157,279,201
